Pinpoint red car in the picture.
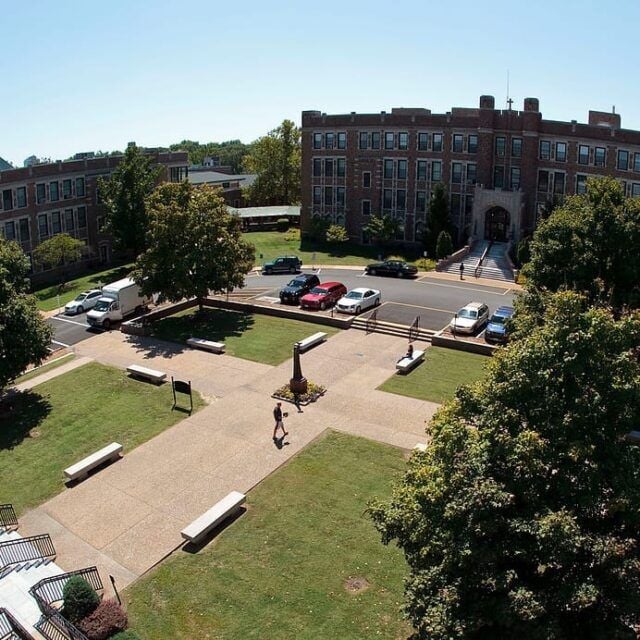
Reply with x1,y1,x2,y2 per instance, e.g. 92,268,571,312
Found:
300,281,347,310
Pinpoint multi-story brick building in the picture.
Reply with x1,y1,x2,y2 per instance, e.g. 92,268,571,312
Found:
301,96,640,247
0,150,189,283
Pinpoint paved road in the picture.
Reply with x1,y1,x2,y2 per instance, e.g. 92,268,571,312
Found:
47,311,99,350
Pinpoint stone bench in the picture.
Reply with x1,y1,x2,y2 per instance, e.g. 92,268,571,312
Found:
64,442,123,482
296,332,327,352
126,364,166,384
187,337,225,354
181,491,246,544
396,349,425,374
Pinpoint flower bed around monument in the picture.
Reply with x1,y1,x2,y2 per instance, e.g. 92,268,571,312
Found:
272,382,326,406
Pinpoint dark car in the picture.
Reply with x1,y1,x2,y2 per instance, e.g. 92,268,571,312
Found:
279,273,320,305
485,306,515,344
262,255,302,274
300,281,348,310
365,260,418,278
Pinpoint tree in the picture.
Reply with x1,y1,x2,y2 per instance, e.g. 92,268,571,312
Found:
516,236,532,268
523,177,640,313
325,224,349,244
424,183,452,256
133,182,255,312
435,230,453,259
0,238,52,393
33,233,84,289
168,139,251,173
98,143,161,257
370,292,640,640
62,576,100,624
305,216,330,241
363,214,400,247
243,120,301,205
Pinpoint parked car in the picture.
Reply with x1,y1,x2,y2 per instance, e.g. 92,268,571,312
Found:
336,288,381,314
449,302,490,335
485,306,515,344
262,255,302,274
365,260,418,278
279,273,320,305
300,281,347,311
64,289,102,315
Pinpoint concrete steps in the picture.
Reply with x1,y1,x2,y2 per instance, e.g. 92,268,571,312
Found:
351,316,435,341
442,241,514,282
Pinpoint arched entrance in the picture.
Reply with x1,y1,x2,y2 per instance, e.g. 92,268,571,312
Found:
484,207,510,242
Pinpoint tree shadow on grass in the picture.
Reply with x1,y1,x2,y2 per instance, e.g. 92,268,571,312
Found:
0,391,52,450
299,238,421,261
151,309,256,344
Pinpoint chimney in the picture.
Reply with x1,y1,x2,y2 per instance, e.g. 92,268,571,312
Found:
479,95,495,109
523,97,539,112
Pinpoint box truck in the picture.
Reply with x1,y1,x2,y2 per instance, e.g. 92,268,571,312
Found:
86,277,150,330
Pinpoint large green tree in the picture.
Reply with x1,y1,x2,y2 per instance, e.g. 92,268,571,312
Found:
523,176,640,312
133,182,255,311
363,213,400,247
424,183,452,256
99,143,161,257
0,239,52,392
33,233,84,289
243,119,301,205
370,292,640,640
169,139,251,173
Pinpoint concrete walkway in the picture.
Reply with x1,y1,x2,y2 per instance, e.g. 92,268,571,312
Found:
13,356,94,393
19,329,438,596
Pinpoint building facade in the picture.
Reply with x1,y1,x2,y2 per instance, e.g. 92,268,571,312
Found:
301,96,640,247
0,151,189,282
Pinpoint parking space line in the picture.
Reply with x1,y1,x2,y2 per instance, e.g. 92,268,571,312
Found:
51,316,90,327
51,339,71,348
384,300,455,314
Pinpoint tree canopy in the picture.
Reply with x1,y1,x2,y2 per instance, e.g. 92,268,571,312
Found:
363,213,400,247
435,230,453,259
33,233,84,287
370,292,640,640
133,182,255,311
168,139,251,173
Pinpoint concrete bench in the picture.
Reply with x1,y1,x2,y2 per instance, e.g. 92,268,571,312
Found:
181,491,246,544
187,337,225,354
396,349,425,374
126,364,166,384
64,442,123,482
296,332,327,352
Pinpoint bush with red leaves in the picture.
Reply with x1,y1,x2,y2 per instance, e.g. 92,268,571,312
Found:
78,598,127,640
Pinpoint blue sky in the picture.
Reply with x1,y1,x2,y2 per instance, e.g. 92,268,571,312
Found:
1,0,638,165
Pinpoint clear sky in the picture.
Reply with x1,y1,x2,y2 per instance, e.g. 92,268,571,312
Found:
1,0,638,166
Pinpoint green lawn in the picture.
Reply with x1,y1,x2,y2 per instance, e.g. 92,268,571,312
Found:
0,362,204,514
245,229,435,269
33,263,133,311
13,354,75,385
151,308,339,365
378,346,489,404
126,431,411,640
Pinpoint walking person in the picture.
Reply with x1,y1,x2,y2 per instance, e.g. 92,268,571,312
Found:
459,262,465,280
273,401,287,440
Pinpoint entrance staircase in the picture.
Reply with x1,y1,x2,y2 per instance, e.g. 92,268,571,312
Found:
442,241,514,283
351,313,435,342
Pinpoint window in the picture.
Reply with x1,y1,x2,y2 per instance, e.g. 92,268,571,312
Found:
618,149,629,170
468,134,478,154
313,186,321,205
451,193,461,218
325,159,334,177
384,132,395,150
337,158,346,178
75,177,85,196
416,191,427,213
511,138,522,158
359,132,368,150
77,206,87,229
397,159,407,180
384,159,394,179
36,183,46,204
554,172,565,195
371,132,381,149
417,160,427,180
363,172,371,188
578,145,590,165
495,137,506,157
313,133,322,149
3,221,15,241
51,211,62,235
2,189,12,210
540,140,551,160
451,162,463,184
19,218,30,242
63,179,72,199
538,170,550,192
510,167,521,190
169,167,187,182
453,134,464,153
336,186,345,207
398,132,408,150
576,174,587,195
324,186,333,205
50,181,59,201
38,214,49,239
325,133,334,149
337,132,346,149
595,147,606,167
313,158,322,177
634,153,640,173
494,166,504,188
418,132,428,151
466,163,477,184
383,189,393,208
64,209,75,231
432,133,443,152
17,187,26,208
632,183,640,197
555,142,567,162
431,161,442,181
362,200,371,216
396,189,406,210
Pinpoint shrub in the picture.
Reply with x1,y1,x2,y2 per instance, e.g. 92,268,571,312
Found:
276,218,289,232
284,228,300,243
62,576,100,624
111,631,141,640
436,230,453,259
78,599,127,640
305,216,329,241
516,236,531,267
325,224,348,243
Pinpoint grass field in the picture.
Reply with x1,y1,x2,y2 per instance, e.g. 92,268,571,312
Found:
125,431,411,640
245,229,435,270
0,362,204,514
379,346,489,404
13,354,75,385
33,263,133,311
151,307,339,365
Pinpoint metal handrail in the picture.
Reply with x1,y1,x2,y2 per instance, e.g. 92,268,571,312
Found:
0,607,36,640
0,534,55,568
30,567,103,613
35,612,88,640
409,316,420,343
474,242,492,278
0,504,18,530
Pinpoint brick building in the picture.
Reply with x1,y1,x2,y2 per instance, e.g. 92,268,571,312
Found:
301,96,640,247
0,151,189,283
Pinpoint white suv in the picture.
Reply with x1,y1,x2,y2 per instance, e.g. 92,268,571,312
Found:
450,302,489,335
64,289,102,315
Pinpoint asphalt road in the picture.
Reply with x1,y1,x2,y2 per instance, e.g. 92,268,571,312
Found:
48,268,517,349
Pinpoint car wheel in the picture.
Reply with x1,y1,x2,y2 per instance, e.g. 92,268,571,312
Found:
355,306,361,315
77,305,84,314
320,301,326,311
369,268,376,276
103,319,111,330
396,271,403,278
289,266,295,273
375,297,380,306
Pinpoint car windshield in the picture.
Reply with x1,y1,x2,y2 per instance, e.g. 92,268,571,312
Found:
458,309,477,319
310,287,327,295
74,294,86,301
94,300,110,311
345,291,363,299
288,279,305,287
490,314,505,324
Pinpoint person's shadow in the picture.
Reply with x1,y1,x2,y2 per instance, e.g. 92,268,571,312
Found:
273,435,290,450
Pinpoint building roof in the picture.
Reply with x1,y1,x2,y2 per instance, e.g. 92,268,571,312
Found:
228,205,300,219
188,170,257,189
0,157,13,171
